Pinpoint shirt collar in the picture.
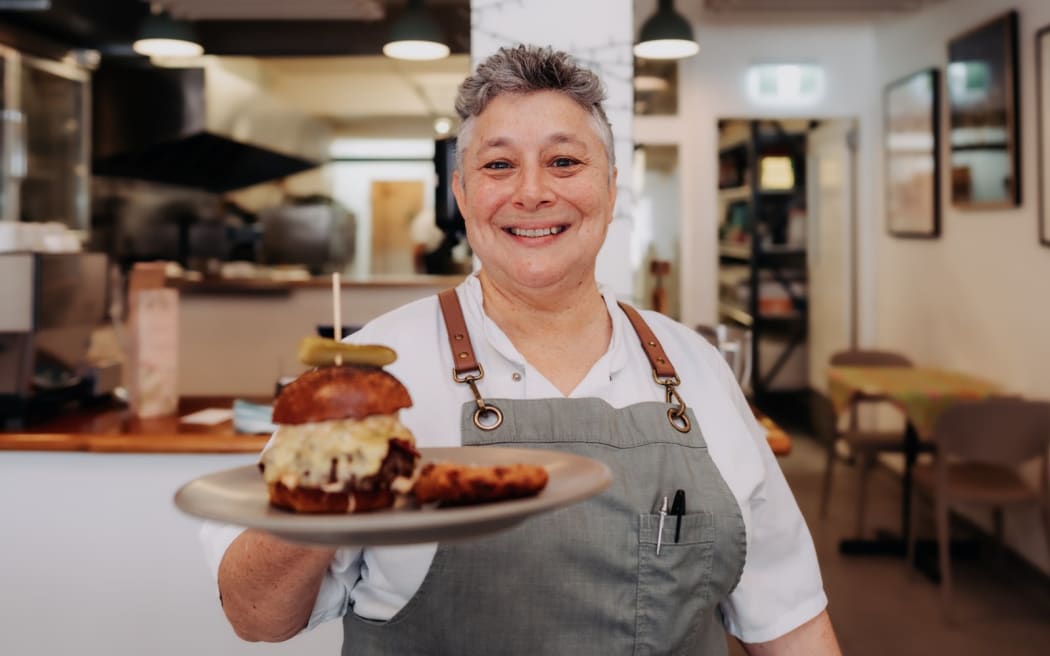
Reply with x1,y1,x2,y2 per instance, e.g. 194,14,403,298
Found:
458,274,631,377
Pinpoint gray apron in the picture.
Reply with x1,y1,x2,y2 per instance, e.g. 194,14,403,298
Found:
344,293,747,655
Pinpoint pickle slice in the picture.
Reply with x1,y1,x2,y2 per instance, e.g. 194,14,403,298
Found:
297,336,397,367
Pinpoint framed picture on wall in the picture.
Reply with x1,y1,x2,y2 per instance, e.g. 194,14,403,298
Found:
884,68,941,238
946,11,1020,209
1038,26,1050,247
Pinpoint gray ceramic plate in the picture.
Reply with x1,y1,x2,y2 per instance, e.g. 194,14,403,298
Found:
174,446,613,546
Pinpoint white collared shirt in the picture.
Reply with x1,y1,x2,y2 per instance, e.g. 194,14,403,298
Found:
200,274,826,644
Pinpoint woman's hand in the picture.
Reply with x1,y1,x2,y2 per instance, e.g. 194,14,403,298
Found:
217,529,337,642
741,610,842,656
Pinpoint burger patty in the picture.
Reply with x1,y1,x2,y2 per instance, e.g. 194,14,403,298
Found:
352,438,419,493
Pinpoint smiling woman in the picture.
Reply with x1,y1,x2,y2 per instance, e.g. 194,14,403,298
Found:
207,45,840,656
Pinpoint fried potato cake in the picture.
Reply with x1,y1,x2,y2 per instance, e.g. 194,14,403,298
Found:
413,462,549,505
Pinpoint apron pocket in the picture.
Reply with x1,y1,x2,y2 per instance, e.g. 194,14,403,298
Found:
635,512,716,655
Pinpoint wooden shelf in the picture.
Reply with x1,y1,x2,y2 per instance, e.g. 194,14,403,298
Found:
718,186,752,202
719,302,754,327
717,119,810,400
719,243,752,261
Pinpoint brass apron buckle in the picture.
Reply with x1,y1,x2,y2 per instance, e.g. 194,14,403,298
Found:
653,371,690,433
453,364,504,431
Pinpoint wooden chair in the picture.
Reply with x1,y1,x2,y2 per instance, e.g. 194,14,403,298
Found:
818,349,915,537
907,397,1050,620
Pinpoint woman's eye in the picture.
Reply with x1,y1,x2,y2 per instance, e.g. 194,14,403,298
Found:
483,161,511,170
552,157,579,168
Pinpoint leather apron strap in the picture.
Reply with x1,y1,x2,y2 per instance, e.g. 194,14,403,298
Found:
617,301,676,381
438,288,480,376
438,288,504,431
616,301,691,432
437,288,690,433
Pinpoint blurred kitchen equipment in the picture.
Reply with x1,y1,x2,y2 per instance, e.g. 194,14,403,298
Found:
92,61,323,192
434,137,465,236
0,252,114,427
0,221,82,253
716,323,753,393
0,42,91,230
316,325,361,340
259,196,355,274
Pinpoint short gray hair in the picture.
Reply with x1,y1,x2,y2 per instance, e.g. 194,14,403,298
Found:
454,45,615,177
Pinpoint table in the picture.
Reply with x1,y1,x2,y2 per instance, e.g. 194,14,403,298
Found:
827,366,1001,573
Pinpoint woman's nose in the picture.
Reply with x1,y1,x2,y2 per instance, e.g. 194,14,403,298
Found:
511,165,555,211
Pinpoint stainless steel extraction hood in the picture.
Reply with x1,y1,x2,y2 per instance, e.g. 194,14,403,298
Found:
92,59,328,192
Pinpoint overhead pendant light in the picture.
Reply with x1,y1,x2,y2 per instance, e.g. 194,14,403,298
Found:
433,116,453,136
133,4,204,59
383,0,450,61
634,0,699,60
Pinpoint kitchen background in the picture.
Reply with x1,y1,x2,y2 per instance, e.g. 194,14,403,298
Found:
1,0,1049,655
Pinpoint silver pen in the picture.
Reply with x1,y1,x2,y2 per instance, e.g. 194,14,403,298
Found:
656,496,668,555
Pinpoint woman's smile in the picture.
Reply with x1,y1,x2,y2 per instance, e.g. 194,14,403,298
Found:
504,223,569,239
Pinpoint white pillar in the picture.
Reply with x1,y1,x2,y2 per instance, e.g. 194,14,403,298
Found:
470,0,635,299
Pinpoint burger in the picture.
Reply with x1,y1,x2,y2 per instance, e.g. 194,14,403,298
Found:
259,340,420,513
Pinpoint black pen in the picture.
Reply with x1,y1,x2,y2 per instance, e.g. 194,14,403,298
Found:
671,489,686,543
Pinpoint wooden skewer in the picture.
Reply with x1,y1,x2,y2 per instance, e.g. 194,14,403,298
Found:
332,272,343,365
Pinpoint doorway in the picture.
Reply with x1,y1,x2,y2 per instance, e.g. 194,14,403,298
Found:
633,144,682,319
714,118,857,409
806,120,859,391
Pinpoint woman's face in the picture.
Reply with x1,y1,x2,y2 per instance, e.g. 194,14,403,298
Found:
453,90,616,296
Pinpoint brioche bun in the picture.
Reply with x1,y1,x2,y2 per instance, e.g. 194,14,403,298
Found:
272,365,412,425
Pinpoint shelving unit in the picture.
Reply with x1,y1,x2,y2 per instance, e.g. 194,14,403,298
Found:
717,120,809,402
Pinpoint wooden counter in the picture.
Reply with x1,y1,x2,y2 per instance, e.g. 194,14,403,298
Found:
170,273,467,295
0,397,792,456
0,398,268,454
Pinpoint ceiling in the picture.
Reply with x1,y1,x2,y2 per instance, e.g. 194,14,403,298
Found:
0,0,471,56
158,0,469,21
702,0,945,12
698,0,947,19
159,0,388,21
630,0,947,23
256,55,471,129
0,0,473,135
0,0,949,135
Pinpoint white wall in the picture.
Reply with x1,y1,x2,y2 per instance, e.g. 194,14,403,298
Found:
0,452,343,655
872,0,1050,573
177,281,460,396
873,0,1050,395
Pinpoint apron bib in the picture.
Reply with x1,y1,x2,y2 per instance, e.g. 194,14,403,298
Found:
344,293,746,656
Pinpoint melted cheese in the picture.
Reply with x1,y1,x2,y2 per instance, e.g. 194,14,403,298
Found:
259,415,415,491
